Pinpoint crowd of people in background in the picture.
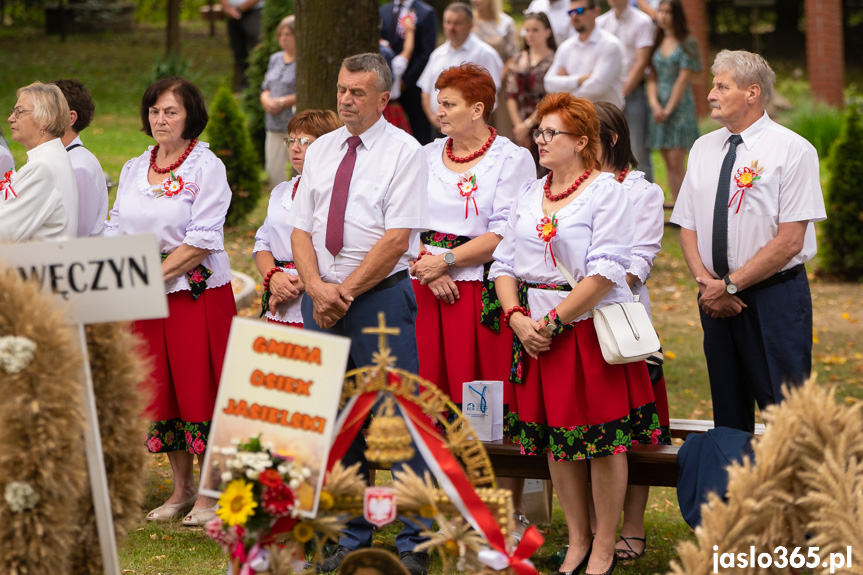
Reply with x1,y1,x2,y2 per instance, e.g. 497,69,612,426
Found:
1,2,826,575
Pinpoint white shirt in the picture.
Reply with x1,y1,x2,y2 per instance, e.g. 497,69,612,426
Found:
0,145,13,174
490,172,635,323
597,5,654,87
525,0,575,46
421,135,535,282
288,116,429,284
0,138,77,243
671,112,827,276
253,176,303,324
417,34,504,116
391,53,408,100
544,27,625,108
67,135,109,237
621,169,664,319
104,142,233,294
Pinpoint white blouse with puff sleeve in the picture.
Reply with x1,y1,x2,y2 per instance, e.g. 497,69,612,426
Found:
490,171,636,322
103,141,232,294
622,169,664,319
421,135,536,282
252,175,302,324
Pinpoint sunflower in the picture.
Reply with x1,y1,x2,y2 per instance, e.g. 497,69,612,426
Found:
292,521,315,543
216,479,258,527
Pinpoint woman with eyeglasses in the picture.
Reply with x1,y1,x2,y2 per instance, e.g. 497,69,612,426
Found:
505,11,557,176
409,62,536,541
490,93,659,575
253,109,342,325
2,82,78,242
260,15,297,188
105,77,236,527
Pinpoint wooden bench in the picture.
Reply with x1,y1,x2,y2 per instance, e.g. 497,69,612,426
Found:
482,419,765,488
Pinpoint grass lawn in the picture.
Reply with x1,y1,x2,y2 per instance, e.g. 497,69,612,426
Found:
3,19,862,575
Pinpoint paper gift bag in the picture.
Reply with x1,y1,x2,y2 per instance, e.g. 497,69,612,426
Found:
463,380,503,441
521,479,554,526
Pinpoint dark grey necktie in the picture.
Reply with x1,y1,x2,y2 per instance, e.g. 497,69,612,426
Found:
712,134,743,278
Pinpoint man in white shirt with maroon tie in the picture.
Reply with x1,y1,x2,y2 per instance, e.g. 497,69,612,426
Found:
290,52,431,575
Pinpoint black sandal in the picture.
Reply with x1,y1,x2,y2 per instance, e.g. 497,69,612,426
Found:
615,536,646,560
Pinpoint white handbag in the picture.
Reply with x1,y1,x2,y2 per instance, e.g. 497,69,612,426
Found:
592,301,661,364
556,260,660,365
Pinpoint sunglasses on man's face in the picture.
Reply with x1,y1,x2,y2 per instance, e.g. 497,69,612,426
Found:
567,7,587,16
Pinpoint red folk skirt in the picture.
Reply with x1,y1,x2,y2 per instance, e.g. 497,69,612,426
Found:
267,318,303,329
413,279,513,405
135,284,237,424
384,100,413,135
507,317,664,460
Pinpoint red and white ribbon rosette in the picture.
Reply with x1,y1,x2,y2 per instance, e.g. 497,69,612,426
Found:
536,214,559,267
458,173,479,218
398,11,417,37
729,162,762,214
157,171,199,199
1,170,16,200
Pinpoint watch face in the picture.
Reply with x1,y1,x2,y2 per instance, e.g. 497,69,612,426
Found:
726,283,738,295
545,323,556,336
444,252,455,265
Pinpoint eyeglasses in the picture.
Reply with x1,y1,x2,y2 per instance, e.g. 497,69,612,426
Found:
533,128,578,143
9,107,33,119
567,6,587,16
283,136,313,149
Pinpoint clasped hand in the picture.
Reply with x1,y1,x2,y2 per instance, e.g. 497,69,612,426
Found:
510,313,552,359
410,253,461,304
307,281,353,329
266,272,302,314
696,276,747,318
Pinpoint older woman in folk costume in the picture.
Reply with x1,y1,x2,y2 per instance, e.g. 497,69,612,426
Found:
409,62,536,541
491,93,661,575
254,109,342,326
104,77,236,526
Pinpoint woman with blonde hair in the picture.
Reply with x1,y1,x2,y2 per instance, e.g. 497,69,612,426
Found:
2,82,77,242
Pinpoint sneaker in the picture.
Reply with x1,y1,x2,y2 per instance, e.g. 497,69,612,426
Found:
307,545,352,573
399,551,430,575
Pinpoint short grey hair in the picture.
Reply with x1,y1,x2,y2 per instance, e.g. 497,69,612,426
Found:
444,2,473,23
276,14,295,35
17,82,70,138
711,49,776,105
341,53,392,93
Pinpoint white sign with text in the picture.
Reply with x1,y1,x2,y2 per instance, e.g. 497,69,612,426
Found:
1,234,168,325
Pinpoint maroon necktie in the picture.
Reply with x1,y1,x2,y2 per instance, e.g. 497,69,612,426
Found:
325,135,362,257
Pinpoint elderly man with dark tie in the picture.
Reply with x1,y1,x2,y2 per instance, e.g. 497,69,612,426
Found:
671,50,826,434
290,52,431,575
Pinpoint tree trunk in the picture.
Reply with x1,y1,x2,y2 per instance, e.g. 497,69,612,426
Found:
167,0,181,59
295,0,379,113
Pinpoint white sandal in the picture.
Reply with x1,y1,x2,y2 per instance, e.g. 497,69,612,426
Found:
513,512,530,545
146,493,197,522
182,503,219,526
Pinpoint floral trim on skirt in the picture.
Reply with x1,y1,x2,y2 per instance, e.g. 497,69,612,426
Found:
146,419,212,454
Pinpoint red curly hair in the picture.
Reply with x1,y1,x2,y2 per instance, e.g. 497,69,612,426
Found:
434,63,496,123
535,93,601,170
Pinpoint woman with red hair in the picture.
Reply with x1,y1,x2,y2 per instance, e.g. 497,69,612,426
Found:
409,62,535,540
490,93,661,575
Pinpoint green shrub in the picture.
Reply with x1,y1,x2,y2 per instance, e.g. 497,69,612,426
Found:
208,85,262,226
781,98,842,160
821,104,863,281
241,0,294,163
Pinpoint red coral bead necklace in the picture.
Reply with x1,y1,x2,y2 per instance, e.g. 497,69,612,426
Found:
150,138,198,174
446,126,497,163
544,168,593,202
616,166,629,183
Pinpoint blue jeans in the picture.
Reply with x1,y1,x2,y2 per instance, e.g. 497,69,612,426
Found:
625,83,653,182
301,276,432,553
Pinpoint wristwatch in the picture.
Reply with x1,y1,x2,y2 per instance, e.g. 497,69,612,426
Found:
724,275,738,295
443,251,456,266
545,322,557,337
